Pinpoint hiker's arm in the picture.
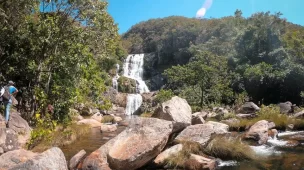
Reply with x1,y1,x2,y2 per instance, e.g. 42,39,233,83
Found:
12,89,18,96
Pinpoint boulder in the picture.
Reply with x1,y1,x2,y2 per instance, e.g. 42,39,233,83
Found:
69,149,86,170
0,149,37,169
82,117,173,170
113,116,123,122
108,106,126,116
80,106,93,116
92,109,100,114
244,120,275,145
268,129,278,139
175,122,228,146
9,147,68,170
238,102,260,114
220,118,240,125
212,107,229,119
192,115,205,125
91,112,103,122
184,154,217,170
192,111,208,119
294,110,304,118
8,111,31,135
100,124,117,132
152,96,192,132
236,113,257,119
278,101,294,114
0,128,20,154
118,76,137,93
206,121,229,133
141,92,156,103
114,93,128,108
154,144,183,166
77,119,102,127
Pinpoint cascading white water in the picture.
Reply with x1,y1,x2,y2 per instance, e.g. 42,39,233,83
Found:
112,64,120,91
123,54,149,115
123,54,149,93
125,94,143,115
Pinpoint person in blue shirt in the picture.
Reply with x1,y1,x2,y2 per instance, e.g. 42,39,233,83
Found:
4,80,18,128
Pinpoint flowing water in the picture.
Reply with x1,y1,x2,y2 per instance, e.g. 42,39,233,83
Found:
218,131,304,170
112,63,120,91
60,125,126,161
123,54,150,115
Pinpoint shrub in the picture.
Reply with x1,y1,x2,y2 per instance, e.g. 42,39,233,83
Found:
155,89,174,103
101,115,115,123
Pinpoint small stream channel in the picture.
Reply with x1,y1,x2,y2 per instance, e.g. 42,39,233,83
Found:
219,131,304,170
60,125,126,161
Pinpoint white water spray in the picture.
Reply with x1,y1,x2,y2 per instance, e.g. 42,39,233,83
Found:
112,64,120,91
123,54,150,115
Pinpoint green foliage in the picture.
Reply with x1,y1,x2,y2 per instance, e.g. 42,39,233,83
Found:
0,0,122,122
27,113,57,149
154,89,174,103
164,50,233,107
123,10,304,106
117,76,137,93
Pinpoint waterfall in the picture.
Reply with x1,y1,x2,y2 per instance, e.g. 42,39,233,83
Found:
112,64,120,91
125,94,143,115
123,54,149,115
123,54,150,93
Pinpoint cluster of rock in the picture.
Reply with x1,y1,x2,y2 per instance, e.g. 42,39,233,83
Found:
1,95,303,170
71,104,124,133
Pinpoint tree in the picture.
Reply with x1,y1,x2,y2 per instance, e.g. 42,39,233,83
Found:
164,47,233,107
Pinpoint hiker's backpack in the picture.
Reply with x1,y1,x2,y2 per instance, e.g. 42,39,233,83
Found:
0,86,11,101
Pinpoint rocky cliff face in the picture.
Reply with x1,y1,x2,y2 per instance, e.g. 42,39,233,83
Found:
143,53,165,91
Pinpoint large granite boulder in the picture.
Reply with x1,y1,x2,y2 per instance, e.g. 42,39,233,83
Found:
8,147,68,170
0,149,37,169
237,102,260,114
7,111,31,134
175,122,228,146
77,119,102,127
244,120,276,145
82,117,173,170
152,96,192,132
154,144,183,166
69,149,86,170
0,128,20,154
91,112,103,122
184,154,217,170
278,101,294,114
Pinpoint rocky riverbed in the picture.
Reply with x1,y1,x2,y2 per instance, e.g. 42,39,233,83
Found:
0,96,304,170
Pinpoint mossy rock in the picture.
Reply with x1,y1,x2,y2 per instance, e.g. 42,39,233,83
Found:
118,76,137,93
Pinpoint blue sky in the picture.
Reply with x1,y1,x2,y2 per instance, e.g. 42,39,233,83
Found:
108,0,304,34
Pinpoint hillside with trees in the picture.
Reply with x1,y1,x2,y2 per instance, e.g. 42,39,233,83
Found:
122,11,304,110
0,0,126,121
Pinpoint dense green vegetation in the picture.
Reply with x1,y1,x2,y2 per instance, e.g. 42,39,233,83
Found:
0,0,126,122
123,11,304,108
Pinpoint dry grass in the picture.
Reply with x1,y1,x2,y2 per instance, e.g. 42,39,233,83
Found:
101,115,115,123
164,141,204,169
204,135,255,161
227,105,304,131
140,112,153,117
